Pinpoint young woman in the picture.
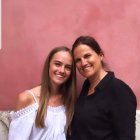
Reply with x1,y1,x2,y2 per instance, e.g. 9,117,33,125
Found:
69,36,137,140
8,46,77,140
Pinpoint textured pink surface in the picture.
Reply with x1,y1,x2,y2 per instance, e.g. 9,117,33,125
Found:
1,0,140,109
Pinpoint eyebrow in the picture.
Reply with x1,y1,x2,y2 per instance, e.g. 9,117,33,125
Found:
75,52,92,59
53,60,72,66
53,60,62,63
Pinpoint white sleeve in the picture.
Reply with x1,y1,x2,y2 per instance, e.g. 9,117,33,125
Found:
8,104,38,140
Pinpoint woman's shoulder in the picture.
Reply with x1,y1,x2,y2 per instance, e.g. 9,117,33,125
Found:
15,86,41,111
111,77,136,99
30,85,41,97
15,91,34,111
112,77,132,91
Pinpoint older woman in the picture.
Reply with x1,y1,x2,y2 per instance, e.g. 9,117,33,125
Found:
69,36,137,140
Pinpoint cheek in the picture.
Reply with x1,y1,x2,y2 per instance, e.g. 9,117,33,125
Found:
65,71,71,79
66,71,71,77
76,63,81,69
49,65,54,76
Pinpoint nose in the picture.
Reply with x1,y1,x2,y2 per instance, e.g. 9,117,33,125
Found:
59,66,65,74
81,58,87,66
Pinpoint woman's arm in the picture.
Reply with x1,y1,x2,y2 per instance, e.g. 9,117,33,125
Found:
111,80,137,140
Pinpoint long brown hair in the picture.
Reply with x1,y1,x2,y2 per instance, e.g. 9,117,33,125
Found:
35,46,77,128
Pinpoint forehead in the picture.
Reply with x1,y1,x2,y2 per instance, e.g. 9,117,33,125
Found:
51,51,72,64
73,44,95,56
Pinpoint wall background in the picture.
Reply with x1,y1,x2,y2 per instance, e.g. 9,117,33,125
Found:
1,0,140,110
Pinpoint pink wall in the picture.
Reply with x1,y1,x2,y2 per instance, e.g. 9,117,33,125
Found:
1,0,140,110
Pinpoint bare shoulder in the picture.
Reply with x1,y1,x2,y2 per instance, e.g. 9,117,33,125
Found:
15,86,41,111
30,85,41,98
15,91,32,111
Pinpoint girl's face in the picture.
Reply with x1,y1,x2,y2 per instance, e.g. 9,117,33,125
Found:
73,44,103,79
49,51,72,88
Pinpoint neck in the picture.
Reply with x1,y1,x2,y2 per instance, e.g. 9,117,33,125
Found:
50,83,60,96
88,69,107,91
49,85,63,106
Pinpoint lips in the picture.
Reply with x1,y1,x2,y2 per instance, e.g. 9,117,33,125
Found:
55,73,65,78
81,64,92,72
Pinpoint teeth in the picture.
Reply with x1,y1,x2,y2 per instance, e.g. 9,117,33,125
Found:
56,74,64,78
85,66,90,69
83,66,90,70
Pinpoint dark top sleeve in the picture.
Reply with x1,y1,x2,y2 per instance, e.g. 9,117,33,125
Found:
111,80,137,140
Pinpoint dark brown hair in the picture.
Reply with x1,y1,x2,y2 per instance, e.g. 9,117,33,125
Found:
72,36,107,68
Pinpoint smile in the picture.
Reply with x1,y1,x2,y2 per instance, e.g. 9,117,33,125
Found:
55,74,65,78
81,65,92,71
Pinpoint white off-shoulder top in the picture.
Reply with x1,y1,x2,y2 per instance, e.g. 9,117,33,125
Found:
8,90,67,140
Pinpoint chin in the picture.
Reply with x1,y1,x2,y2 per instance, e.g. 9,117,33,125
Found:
55,80,66,85
82,72,93,78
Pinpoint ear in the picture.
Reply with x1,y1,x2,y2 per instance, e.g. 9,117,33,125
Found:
99,52,104,61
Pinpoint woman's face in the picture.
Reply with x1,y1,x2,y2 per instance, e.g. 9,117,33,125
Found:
49,51,72,87
73,44,103,79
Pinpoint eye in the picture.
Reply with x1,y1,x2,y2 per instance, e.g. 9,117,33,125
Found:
84,54,91,59
65,65,72,71
75,58,81,63
54,62,61,67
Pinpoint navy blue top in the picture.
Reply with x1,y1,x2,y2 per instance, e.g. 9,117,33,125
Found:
69,72,137,140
